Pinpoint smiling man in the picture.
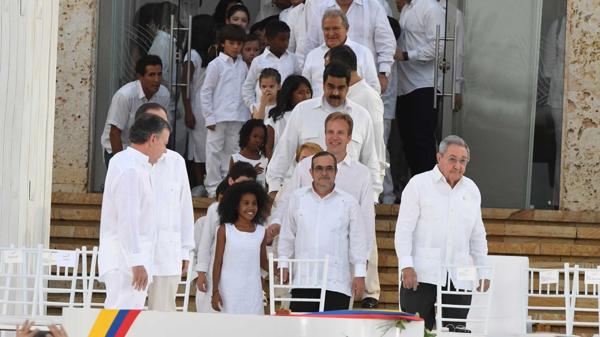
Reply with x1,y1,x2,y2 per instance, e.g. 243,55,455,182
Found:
100,55,170,168
394,135,490,331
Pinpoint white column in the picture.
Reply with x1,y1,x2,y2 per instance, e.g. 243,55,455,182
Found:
0,0,59,248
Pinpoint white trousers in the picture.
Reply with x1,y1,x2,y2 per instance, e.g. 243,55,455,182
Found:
205,121,243,196
381,119,396,204
148,275,179,311
103,270,148,309
363,240,381,300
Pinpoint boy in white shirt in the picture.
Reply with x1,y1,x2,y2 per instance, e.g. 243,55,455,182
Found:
242,20,300,110
200,24,250,198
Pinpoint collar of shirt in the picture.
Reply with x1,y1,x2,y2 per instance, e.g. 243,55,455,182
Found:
263,46,289,59
306,184,342,201
315,96,349,113
338,154,353,168
218,52,240,64
326,0,364,7
135,80,149,101
127,146,152,168
432,164,465,189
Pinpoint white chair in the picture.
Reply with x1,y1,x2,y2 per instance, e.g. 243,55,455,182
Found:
85,247,106,309
267,253,329,314
526,263,573,335
175,254,195,312
0,246,41,318
569,265,600,334
435,265,494,334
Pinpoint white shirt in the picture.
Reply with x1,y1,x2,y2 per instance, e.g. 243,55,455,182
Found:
279,6,293,23
266,97,382,198
347,79,387,180
302,39,380,98
394,165,489,289
242,47,300,109
195,202,220,273
285,4,308,67
150,150,195,276
303,0,396,73
275,155,376,251
397,0,445,95
279,186,368,296
200,52,250,126
184,49,207,118
255,0,282,23
98,147,157,278
384,60,398,119
149,30,177,88
101,80,170,153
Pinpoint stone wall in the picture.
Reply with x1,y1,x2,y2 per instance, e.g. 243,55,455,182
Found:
52,0,96,192
561,0,600,211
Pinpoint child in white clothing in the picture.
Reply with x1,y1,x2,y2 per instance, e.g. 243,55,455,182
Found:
211,181,269,314
230,119,269,189
251,68,281,120
200,24,250,198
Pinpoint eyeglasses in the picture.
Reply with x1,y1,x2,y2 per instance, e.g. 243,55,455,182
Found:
446,156,469,166
313,165,336,173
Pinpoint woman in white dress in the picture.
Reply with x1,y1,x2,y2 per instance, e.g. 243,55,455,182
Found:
211,181,270,314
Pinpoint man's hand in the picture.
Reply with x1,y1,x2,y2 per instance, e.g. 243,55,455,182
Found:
352,277,365,299
131,265,148,291
181,260,189,275
206,124,216,131
265,223,281,244
394,48,405,61
401,267,418,290
454,94,463,111
269,191,278,200
477,279,491,292
184,111,196,129
378,74,389,94
16,320,37,337
48,324,69,337
196,272,208,292
211,290,223,311
279,267,289,284
254,163,265,174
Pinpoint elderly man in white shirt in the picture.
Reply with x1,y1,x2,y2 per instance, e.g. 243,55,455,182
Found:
98,113,171,309
302,9,380,98
134,103,195,312
302,0,396,92
394,135,490,331
267,62,382,200
279,151,368,311
100,54,170,168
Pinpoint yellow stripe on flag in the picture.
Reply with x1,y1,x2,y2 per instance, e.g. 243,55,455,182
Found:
88,310,119,337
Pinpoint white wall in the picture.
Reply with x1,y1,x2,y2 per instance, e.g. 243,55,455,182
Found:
0,0,59,247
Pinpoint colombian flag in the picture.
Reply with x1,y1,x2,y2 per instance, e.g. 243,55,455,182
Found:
88,310,141,337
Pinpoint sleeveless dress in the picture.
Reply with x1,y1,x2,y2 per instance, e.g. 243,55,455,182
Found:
219,223,265,314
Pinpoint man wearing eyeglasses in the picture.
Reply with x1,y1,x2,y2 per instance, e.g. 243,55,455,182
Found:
394,135,490,331
278,150,368,312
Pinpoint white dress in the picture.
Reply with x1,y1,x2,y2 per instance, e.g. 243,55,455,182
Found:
185,49,207,163
219,223,265,314
231,152,269,188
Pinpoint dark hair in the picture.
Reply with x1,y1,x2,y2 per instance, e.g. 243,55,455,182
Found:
268,75,312,122
229,161,257,181
323,62,351,85
311,151,338,170
129,113,171,144
245,32,260,44
135,54,162,76
216,178,230,199
388,16,401,40
238,119,267,155
265,20,290,39
226,4,250,23
191,15,217,67
218,180,269,224
259,68,281,85
134,102,168,119
219,24,247,46
326,45,357,71
213,0,242,25
250,15,280,34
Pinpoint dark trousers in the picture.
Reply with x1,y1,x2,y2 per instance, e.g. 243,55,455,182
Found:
104,150,114,169
289,289,350,312
396,88,438,176
400,282,472,331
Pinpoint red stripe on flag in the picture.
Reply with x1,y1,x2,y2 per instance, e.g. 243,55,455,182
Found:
114,310,141,337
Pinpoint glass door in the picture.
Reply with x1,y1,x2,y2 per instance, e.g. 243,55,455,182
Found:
437,0,544,208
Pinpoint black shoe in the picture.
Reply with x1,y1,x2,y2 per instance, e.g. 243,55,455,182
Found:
361,297,379,308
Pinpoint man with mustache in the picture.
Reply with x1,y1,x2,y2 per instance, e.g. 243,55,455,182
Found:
266,62,381,201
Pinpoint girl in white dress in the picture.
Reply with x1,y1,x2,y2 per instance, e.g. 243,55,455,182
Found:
211,181,269,314
229,119,269,188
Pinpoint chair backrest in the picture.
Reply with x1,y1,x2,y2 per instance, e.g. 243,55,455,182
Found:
38,247,82,314
175,254,195,312
267,253,329,314
0,246,41,317
569,264,600,333
86,247,106,309
526,263,573,335
435,265,494,334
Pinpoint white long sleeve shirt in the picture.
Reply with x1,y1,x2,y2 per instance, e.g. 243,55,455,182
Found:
397,0,445,95
101,80,170,153
274,155,376,252
195,202,220,273
285,4,308,67
242,47,300,109
200,52,249,126
279,186,368,296
303,0,396,73
347,79,387,180
98,147,157,278
150,150,195,276
266,97,382,198
302,39,380,98
394,165,489,290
